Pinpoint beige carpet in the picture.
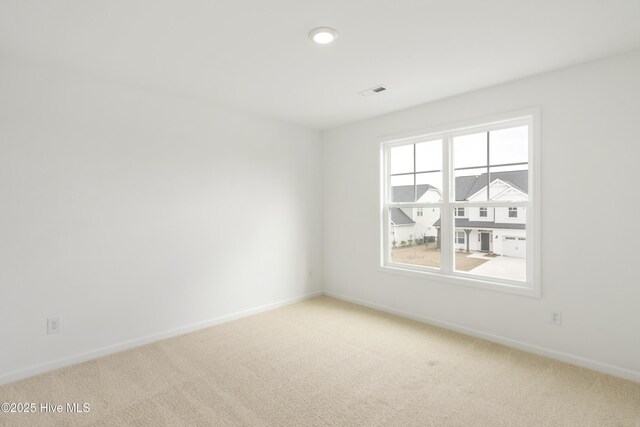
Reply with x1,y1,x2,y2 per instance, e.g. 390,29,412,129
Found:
1,296,639,426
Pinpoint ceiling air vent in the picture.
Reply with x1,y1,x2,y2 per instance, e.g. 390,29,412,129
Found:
358,85,387,97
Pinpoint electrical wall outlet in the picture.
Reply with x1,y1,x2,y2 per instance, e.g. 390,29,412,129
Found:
550,311,562,326
47,317,61,334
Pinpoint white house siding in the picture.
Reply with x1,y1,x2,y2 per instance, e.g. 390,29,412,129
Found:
391,183,526,254
454,228,526,257
467,207,496,222
391,212,439,247
418,188,442,204
454,229,486,252
495,206,526,224
414,188,442,240
467,179,528,203
391,224,415,246
414,207,440,239
452,175,527,257
390,188,442,246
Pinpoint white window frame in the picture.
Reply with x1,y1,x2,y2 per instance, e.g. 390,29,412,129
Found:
455,230,465,244
508,207,518,218
454,207,465,217
379,108,541,298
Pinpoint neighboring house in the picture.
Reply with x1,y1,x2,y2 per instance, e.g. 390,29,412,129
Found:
391,171,527,258
390,184,442,245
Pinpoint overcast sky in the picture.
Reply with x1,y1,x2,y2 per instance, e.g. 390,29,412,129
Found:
390,126,528,195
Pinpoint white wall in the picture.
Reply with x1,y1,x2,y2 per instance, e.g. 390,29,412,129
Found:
0,55,323,383
323,50,640,380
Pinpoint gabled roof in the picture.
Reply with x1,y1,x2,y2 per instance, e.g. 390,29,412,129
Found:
390,208,415,225
391,184,437,202
390,171,527,202
455,170,527,201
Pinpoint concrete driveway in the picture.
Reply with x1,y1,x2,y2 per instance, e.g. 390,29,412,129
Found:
468,255,526,282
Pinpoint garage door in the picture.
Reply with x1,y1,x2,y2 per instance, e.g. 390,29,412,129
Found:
503,236,526,258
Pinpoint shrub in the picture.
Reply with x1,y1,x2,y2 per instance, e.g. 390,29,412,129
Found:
400,240,407,246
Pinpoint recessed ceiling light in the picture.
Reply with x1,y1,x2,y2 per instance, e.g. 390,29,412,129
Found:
309,27,338,45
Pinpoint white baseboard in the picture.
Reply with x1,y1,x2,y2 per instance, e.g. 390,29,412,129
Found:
323,291,640,383
4,289,637,386
0,290,323,386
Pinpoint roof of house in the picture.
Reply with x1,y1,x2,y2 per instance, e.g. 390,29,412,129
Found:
455,170,527,201
390,171,527,202
432,217,526,230
391,184,437,202
389,172,527,227
390,208,415,225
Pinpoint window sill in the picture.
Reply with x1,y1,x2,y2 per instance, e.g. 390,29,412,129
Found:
379,264,541,298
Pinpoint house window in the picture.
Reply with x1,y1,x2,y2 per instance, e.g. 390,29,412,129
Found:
382,109,539,297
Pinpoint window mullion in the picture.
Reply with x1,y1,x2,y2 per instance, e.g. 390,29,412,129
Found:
441,135,452,274
413,143,417,202
486,131,490,201
382,144,391,266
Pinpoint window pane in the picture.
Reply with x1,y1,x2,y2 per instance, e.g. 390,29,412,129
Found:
489,126,528,166
454,167,488,201
453,132,487,169
416,172,443,202
489,165,528,201
453,206,526,282
390,208,441,269
390,174,415,202
415,139,442,172
390,144,414,175
454,128,530,202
